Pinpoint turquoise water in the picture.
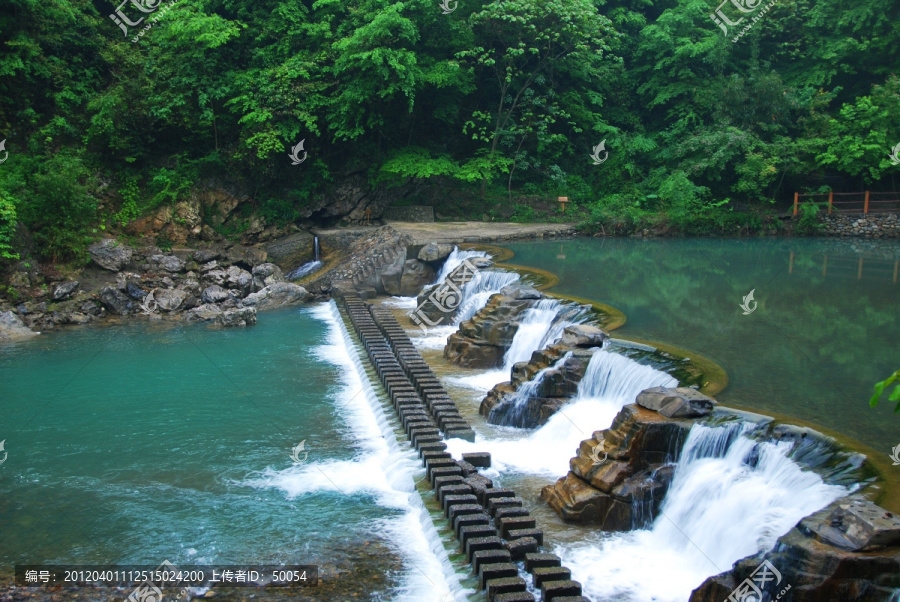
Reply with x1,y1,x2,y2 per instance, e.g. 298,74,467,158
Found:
0,307,414,592
504,237,900,455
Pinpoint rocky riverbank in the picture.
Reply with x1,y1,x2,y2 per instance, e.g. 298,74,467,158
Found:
0,237,312,340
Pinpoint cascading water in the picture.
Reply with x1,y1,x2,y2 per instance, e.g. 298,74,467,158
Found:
413,268,520,350
286,236,323,280
435,247,488,283
450,298,584,392
556,422,848,602
490,351,573,426
245,302,468,601
446,348,678,475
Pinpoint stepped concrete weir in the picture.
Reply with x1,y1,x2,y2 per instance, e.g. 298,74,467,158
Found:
335,291,590,601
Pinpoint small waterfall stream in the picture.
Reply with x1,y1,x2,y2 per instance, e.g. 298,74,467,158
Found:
286,236,323,280
557,422,849,602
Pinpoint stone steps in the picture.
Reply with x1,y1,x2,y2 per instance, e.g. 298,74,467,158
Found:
336,295,587,602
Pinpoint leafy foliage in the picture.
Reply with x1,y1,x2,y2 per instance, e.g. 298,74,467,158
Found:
1,0,899,262
870,370,900,414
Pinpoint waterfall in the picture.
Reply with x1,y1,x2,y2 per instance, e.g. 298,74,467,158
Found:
247,302,469,601
452,270,521,325
286,237,323,280
435,247,487,283
576,348,678,401
446,349,679,474
555,422,848,602
449,298,581,392
490,351,573,427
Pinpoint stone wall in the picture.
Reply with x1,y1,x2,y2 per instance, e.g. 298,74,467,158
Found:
820,212,900,238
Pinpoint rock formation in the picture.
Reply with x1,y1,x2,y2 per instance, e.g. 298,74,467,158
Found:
480,324,608,427
690,496,900,601
541,393,713,530
443,287,548,368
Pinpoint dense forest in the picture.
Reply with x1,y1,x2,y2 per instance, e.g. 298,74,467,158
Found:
1,0,899,263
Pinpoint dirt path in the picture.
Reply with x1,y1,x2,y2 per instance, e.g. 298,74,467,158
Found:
312,221,578,246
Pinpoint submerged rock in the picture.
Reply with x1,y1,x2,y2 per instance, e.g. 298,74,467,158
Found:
216,307,257,327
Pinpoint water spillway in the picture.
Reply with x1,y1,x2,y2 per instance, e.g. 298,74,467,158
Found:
557,421,849,602
449,348,679,475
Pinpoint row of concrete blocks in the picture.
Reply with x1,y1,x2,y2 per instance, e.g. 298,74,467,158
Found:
338,298,588,602
368,305,476,442
341,299,472,442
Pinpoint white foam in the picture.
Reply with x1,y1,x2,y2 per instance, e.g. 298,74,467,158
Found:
556,424,847,602
244,302,468,601
446,349,679,475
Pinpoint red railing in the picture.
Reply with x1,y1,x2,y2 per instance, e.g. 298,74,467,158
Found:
793,191,900,215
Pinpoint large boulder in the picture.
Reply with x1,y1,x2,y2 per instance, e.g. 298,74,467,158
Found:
418,242,454,263
88,239,133,271
148,254,186,273
380,263,404,296
184,303,223,322
52,281,79,301
690,497,900,602
251,263,285,292
265,231,316,270
192,249,220,264
225,265,253,296
398,259,436,297
241,282,310,311
216,307,257,327
99,286,135,315
560,324,607,348
636,386,716,419
541,404,693,529
154,288,188,312
201,285,230,304
0,311,38,341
